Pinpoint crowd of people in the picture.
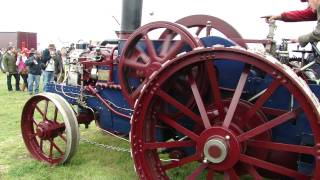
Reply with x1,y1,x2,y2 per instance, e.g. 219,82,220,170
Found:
1,44,65,95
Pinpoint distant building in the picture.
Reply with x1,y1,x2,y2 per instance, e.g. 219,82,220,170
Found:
0,32,37,50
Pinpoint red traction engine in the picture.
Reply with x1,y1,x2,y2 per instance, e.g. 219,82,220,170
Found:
20,0,320,179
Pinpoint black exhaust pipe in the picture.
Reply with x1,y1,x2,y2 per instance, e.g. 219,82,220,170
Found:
120,0,143,38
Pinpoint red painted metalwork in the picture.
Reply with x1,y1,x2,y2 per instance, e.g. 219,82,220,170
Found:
161,15,247,48
130,47,320,179
119,21,200,106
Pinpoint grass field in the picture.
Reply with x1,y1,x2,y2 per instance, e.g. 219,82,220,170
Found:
0,72,137,180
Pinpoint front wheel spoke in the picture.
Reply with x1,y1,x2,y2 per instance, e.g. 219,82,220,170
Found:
224,168,239,180
39,139,43,152
162,154,200,170
186,163,208,180
222,64,250,128
49,140,53,159
156,90,202,125
159,114,199,141
32,118,39,127
239,154,310,179
43,100,49,121
188,74,211,129
247,140,315,155
51,139,64,155
58,133,67,142
53,107,58,122
238,108,301,142
143,140,194,150
35,105,46,120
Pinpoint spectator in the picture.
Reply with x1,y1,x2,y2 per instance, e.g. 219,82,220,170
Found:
3,46,20,91
16,48,29,91
25,49,42,95
264,0,320,47
42,44,63,91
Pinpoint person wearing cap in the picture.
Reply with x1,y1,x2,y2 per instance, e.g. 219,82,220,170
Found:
265,0,320,47
16,48,29,91
3,46,20,92
25,49,42,95
42,44,63,91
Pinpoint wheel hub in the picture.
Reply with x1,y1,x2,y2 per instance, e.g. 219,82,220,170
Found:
36,120,61,140
204,138,228,163
199,127,240,171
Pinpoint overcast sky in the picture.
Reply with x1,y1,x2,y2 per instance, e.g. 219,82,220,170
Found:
0,0,314,49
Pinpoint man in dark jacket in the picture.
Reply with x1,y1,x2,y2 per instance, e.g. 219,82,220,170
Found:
42,44,63,91
25,50,42,95
3,46,20,91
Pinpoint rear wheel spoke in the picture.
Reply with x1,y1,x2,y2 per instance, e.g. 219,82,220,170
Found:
244,80,280,122
186,163,208,180
144,34,158,62
238,108,301,142
239,154,310,179
156,90,202,125
163,40,184,61
206,169,214,180
162,154,200,170
159,114,199,141
188,74,211,129
159,33,173,57
143,140,194,150
224,168,239,180
206,61,224,121
223,64,250,128
247,140,315,155
195,26,204,36
245,164,263,180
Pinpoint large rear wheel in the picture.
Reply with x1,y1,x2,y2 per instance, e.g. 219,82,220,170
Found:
130,47,320,179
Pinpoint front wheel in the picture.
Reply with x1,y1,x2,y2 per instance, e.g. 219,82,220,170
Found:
21,93,79,165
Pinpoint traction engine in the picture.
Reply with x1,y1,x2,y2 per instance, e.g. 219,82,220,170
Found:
21,0,320,179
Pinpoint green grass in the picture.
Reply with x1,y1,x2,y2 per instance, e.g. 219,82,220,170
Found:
0,72,137,180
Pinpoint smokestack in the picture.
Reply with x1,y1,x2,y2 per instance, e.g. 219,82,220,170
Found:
120,0,143,38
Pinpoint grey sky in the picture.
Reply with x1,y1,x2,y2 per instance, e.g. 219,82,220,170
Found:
0,0,314,49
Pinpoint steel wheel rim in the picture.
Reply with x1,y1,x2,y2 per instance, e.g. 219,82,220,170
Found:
131,47,320,179
21,93,79,164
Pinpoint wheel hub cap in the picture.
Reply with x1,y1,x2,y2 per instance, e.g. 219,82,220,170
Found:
204,138,227,163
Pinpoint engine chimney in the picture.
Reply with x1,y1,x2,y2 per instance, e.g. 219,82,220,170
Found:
120,0,143,38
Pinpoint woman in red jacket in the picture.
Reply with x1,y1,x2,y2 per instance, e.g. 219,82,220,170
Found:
265,0,320,47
